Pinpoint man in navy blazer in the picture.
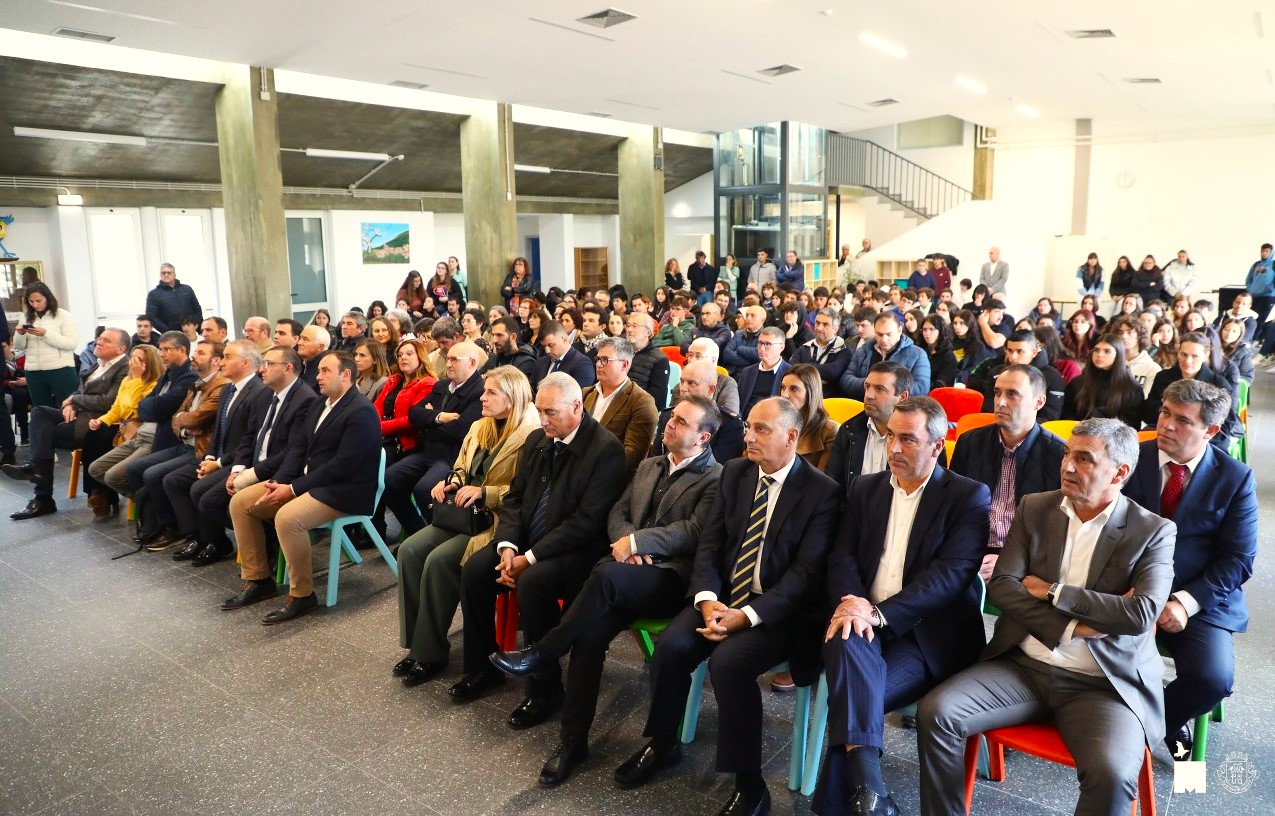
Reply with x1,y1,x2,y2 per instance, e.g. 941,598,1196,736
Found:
735,326,790,417
1123,379,1257,756
813,397,990,816
223,351,381,625
533,321,596,392
618,397,839,816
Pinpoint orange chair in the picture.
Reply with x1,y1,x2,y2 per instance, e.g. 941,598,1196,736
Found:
1137,430,1157,443
963,722,1156,815
931,387,986,440
659,346,687,367
954,412,996,438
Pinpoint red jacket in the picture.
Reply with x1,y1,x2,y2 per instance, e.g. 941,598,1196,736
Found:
374,373,437,452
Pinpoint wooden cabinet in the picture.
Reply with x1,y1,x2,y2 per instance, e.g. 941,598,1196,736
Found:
574,247,608,291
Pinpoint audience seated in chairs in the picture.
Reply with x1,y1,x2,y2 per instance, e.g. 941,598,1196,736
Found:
581,336,658,478
966,329,1066,422
533,320,596,393
737,326,790,417
780,363,839,472
791,308,852,398
367,337,438,538
83,344,164,518
651,360,745,463
825,362,911,491
840,311,932,400
623,313,671,411
683,337,741,415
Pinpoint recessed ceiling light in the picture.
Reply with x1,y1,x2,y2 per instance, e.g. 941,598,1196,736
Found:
1123,77,1162,84
858,31,907,59
866,98,899,108
1015,103,1041,118
954,75,988,95
51,26,115,43
388,80,429,90
577,8,637,28
758,64,801,78
1066,29,1117,39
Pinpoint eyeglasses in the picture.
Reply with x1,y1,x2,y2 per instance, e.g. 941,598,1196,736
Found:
595,357,618,366
261,360,290,368
446,355,471,363
757,341,784,348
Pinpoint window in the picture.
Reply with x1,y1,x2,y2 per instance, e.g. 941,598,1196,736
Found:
87,209,146,318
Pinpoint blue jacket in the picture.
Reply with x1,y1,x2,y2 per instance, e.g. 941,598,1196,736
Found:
776,261,805,290
1244,257,1275,297
532,345,596,392
722,329,761,372
1123,440,1257,633
838,333,931,399
136,361,198,452
735,359,790,416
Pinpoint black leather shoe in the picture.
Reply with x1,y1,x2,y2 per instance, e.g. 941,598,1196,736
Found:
261,592,319,625
1,462,35,482
489,646,557,678
508,690,564,730
716,785,771,816
614,741,682,788
1166,725,1193,762
392,657,416,677
401,660,448,687
447,670,506,703
144,529,185,552
220,580,279,610
171,539,205,561
10,498,55,520
191,541,234,567
539,737,589,788
845,786,899,816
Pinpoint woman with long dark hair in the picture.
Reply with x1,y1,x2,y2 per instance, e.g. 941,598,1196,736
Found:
1077,253,1103,298
1218,317,1255,384
920,314,958,389
426,261,464,316
396,271,428,314
1150,317,1178,369
1108,255,1135,304
1033,324,1082,384
501,257,535,312
1131,255,1165,305
779,364,839,472
1080,294,1107,332
1062,337,1144,429
1061,309,1099,362
950,309,990,383
14,282,79,407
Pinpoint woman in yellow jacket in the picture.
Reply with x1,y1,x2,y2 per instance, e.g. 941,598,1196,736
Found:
85,344,164,517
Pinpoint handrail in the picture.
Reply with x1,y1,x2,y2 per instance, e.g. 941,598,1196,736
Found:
827,135,973,220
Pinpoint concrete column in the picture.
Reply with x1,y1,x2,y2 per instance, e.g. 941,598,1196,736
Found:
973,126,995,201
618,126,664,294
215,66,290,326
1070,119,1092,236
460,102,517,307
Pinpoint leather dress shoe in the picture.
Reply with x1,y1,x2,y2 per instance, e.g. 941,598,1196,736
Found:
539,737,589,788
392,657,415,677
401,660,448,687
845,787,899,816
716,785,771,816
10,498,56,520
191,541,234,567
614,741,682,788
144,529,186,552
220,580,279,610
171,539,205,561
261,592,319,625
1166,725,1193,761
508,690,564,730
447,669,506,703
489,646,556,678
1,462,35,482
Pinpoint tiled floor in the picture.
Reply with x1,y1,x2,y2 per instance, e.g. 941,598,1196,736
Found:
3,379,1273,815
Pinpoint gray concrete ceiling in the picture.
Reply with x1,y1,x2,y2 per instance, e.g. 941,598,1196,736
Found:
0,57,712,200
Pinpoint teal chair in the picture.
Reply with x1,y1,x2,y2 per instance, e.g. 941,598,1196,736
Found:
666,361,682,406
276,449,397,607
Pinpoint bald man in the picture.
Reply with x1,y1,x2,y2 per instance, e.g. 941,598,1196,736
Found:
241,316,273,352
685,337,741,415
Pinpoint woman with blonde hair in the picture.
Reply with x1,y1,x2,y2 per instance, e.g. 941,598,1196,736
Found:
369,316,401,361
393,365,540,686
84,344,164,517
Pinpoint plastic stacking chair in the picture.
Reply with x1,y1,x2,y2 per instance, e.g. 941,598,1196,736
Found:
495,592,520,651
824,398,865,424
716,365,729,378
274,449,397,607
954,412,996,438
1137,430,1158,443
67,448,82,498
931,387,985,440
964,722,1157,815
1041,419,1079,440
659,346,687,367
666,361,682,406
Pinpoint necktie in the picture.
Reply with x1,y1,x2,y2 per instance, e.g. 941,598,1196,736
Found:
728,475,774,608
210,383,236,460
549,358,560,374
1160,462,1188,519
254,395,281,460
528,441,565,545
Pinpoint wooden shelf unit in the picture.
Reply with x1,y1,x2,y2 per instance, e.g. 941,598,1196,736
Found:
574,247,609,291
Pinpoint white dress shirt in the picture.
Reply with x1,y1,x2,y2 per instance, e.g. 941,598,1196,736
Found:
869,473,932,606
862,419,889,475
590,379,628,421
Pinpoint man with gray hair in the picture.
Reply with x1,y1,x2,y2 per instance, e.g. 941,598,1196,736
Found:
723,305,767,373
296,324,331,392
735,325,790,416
916,418,1175,816
453,372,626,731
792,307,852,398
651,360,745,462
624,312,671,410
581,336,657,477
813,396,990,816
684,337,741,415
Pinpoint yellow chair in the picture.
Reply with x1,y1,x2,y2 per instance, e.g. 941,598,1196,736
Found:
1041,419,1079,440
716,365,729,378
824,398,864,424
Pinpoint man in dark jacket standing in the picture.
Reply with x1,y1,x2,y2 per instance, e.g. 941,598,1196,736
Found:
145,263,203,332
688,250,717,306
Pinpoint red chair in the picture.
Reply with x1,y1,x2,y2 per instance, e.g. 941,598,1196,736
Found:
659,345,687,366
494,592,564,651
963,721,1156,815
931,387,986,440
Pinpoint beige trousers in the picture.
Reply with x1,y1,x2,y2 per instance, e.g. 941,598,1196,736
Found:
229,481,343,598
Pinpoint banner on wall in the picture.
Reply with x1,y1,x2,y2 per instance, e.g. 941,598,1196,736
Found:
361,222,410,264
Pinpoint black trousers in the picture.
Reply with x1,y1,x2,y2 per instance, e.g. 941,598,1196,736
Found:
28,408,113,499
644,604,793,774
1159,621,1234,735
460,544,600,697
194,473,234,547
534,560,687,741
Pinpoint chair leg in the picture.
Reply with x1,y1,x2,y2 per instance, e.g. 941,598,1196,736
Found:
495,593,520,651
987,739,1006,781
633,629,656,661
1137,746,1156,816
800,673,830,796
67,449,81,498
1191,713,1210,762
679,661,708,744
789,684,811,791
361,519,397,576
1213,700,1225,723
963,735,983,814
325,524,355,607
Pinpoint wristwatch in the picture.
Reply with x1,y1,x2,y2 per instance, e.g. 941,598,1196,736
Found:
1047,582,1061,605
870,606,884,627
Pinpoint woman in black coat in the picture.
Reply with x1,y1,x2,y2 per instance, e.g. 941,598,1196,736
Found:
920,314,958,389
1062,337,1144,429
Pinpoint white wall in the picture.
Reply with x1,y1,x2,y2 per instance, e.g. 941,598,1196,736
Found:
432,213,468,294
664,171,714,274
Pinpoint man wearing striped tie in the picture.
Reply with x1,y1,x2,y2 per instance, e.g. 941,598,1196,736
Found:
618,396,840,816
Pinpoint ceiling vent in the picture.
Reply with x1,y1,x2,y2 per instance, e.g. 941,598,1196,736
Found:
577,8,637,28
1123,77,1162,84
52,27,116,43
865,98,899,108
1066,29,1117,39
758,64,801,78
389,80,429,90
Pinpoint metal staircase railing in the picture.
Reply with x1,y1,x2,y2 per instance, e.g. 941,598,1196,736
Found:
827,134,973,220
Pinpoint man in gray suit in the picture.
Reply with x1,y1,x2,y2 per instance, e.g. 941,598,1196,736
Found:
489,394,723,788
916,418,1175,816
980,246,1009,298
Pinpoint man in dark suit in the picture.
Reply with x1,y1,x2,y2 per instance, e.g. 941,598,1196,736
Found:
383,341,487,538
812,397,990,816
3,327,130,519
534,320,596,392
581,336,658,477
451,373,627,729
221,351,381,625
651,361,744,462
735,326,790,417
964,330,1065,422
489,395,724,787
1143,332,1243,447
1122,379,1256,757
618,397,839,816
625,313,671,410
165,340,266,562
916,419,1175,816
950,364,1065,579
825,361,911,491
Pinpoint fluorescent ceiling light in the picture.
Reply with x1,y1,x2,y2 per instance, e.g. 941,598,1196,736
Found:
858,31,907,59
14,126,146,146
954,75,987,95
57,194,85,206
514,164,552,174
304,148,392,161
1015,103,1041,118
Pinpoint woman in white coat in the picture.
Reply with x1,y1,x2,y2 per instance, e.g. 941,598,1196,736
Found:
13,282,79,407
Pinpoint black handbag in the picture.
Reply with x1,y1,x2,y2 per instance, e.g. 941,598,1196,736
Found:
430,468,494,535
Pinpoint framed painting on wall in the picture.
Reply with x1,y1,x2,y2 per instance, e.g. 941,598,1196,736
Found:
361,222,410,264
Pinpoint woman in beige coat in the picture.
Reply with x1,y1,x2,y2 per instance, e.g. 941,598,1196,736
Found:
393,365,539,687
